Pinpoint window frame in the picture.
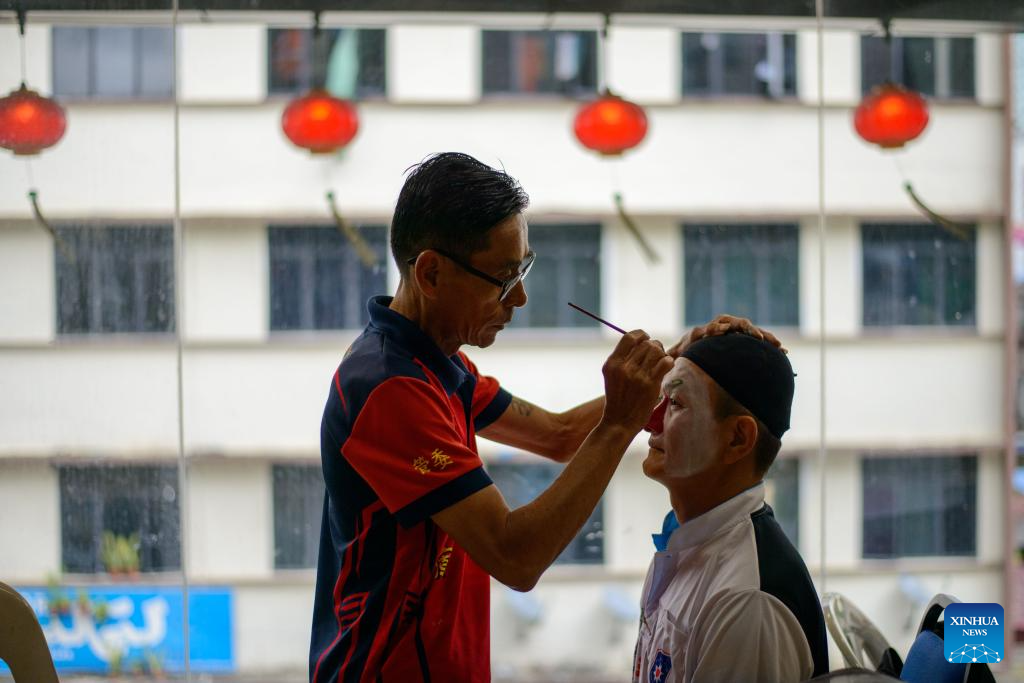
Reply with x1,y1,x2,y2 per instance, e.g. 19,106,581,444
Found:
681,222,801,329
860,222,977,330
271,462,325,571
860,452,978,560
680,31,799,100
265,26,388,101
51,26,175,102
54,222,177,338
502,222,603,332
267,223,389,334
58,462,182,576
480,29,599,99
859,34,976,101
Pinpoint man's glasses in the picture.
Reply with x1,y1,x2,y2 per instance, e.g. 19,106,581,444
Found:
407,248,536,301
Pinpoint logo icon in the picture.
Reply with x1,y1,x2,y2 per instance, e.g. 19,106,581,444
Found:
649,649,672,683
944,603,1003,664
433,546,454,579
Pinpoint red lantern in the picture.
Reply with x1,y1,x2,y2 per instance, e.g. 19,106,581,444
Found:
0,84,67,156
854,82,929,149
281,89,359,154
573,92,648,156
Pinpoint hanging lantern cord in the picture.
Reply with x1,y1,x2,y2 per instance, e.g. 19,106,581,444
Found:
28,191,76,264
16,5,28,85
311,10,325,90
902,182,973,241
888,155,972,240
326,191,378,269
613,193,659,264
598,13,610,95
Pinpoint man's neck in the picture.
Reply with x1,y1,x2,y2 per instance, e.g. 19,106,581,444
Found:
390,284,460,356
667,469,762,525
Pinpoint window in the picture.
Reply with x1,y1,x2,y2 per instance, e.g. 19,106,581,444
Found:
765,457,799,549
683,223,799,327
56,224,175,335
862,223,976,327
273,464,325,570
510,224,601,329
268,28,386,98
861,36,975,99
482,30,598,96
52,27,173,100
682,32,797,98
59,464,181,573
862,454,977,559
269,225,388,332
487,462,603,564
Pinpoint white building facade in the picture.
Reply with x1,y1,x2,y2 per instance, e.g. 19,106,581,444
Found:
0,11,1012,679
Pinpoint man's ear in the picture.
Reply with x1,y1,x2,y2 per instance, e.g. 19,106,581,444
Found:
722,415,758,465
412,251,444,300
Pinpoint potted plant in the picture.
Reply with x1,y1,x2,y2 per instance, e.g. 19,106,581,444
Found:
45,576,71,618
107,646,124,678
92,598,110,623
143,650,166,679
101,531,141,578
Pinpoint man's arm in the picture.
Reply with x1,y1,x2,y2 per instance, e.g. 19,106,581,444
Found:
480,314,782,463
434,330,672,592
478,395,604,463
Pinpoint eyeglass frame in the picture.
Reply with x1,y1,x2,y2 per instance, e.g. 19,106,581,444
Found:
406,248,536,301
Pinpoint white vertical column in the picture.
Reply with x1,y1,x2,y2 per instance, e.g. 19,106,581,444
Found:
605,26,679,104
800,216,861,339
388,25,480,103
0,25,51,93
797,29,860,106
974,33,1004,108
976,221,1005,336
183,220,269,342
0,221,56,342
179,25,267,104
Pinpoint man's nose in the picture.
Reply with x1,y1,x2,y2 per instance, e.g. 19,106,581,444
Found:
506,278,528,308
644,397,667,434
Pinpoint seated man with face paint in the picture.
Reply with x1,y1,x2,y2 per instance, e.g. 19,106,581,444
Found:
632,331,828,683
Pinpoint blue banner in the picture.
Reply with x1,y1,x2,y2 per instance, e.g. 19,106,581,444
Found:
0,586,233,674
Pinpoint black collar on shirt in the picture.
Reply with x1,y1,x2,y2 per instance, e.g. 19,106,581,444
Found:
366,295,470,396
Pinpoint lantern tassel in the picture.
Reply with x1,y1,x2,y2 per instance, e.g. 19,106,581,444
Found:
327,191,378,269
28,189,75,264
903,182,973,241
613,192,658,264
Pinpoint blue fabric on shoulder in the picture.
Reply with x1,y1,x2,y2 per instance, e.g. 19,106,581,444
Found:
652,510,680,551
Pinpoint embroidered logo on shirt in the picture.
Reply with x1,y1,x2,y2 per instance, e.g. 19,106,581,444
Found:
431,448,454,470
434,546,454,578
650,649,672,683
412,449,455,474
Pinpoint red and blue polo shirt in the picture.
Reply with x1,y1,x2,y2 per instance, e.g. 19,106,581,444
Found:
309,295,512,683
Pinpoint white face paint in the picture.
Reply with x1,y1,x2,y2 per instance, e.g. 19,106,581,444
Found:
656,360,721,478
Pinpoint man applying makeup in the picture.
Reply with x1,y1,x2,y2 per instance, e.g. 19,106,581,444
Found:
632,329,829,683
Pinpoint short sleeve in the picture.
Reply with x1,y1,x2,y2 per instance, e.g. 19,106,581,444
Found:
458,351,512,431
686,590,814,683
342,375,493,527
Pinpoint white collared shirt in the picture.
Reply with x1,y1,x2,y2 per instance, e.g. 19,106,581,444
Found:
632,483,826,683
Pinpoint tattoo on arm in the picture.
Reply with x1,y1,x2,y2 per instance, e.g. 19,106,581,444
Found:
511,397,534,417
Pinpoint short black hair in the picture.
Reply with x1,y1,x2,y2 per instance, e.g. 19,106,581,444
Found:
391,152,530,275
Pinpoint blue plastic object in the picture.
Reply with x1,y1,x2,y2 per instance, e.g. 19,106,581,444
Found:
900,630,966,683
